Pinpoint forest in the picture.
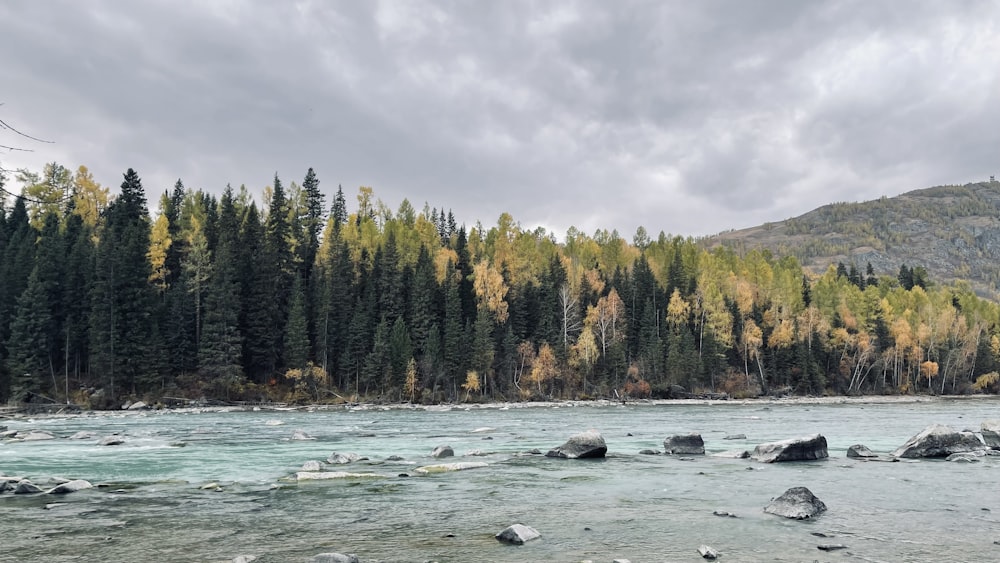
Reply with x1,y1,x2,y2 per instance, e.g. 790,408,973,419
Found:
2,163,1000,408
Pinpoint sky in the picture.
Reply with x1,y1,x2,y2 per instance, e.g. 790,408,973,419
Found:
1,1,998,239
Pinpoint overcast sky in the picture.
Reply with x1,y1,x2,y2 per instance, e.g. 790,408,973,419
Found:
2,1,998,238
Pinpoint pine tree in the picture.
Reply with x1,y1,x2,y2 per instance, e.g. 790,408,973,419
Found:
198,186,244,391
90,168,154,398
7,267,53,400
283,276,310,374
238,204,272,383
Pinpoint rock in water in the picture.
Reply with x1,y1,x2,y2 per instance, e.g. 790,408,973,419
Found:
891,424,985,458
14,480,44,494
946,451,984,462
127,401,147,410
413,462,488,475
751,434,828,463
69,431,96,440
431,445,454,458
309,553,360,563
723,434,747,440
495,523,541,545
980,420,1000,449
764,487,827,519
817,544,848,551
291,430,315,441
663,433,705,455
327,452,364,464
698,545,719,559
846,444,878,458
295,472,383,481
98,436,125,446
301,460,323,471
20,430,56,441
47,479,93,494
545,429,607,459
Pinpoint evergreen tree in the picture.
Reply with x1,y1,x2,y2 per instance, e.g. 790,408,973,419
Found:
238,204,273,383
198,187,244,391
262,173,294,374
283,276,310,374
62,207,93,395
90,168,154,398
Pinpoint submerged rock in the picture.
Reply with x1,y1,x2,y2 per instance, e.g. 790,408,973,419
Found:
413,462,488,475
264,419,284,426
764,486,827,519
713,449,750,459
47,479,93,494
291,430,315,441
846,444,878,458
638,449,660,455
723,434,747,440
891,424,985,458
946,451,984,463
69,431,97,440
663,433,705,455
545,429,607,459
231,556,257,563
327,452,365,465
301,460,323,471
431,445,454,458
295,471,383,481
309,553,360,563
698,545,719,559
495,523,540,545
751,434,828,463
98,436,125,446
20,430,57,441
817,544,848,551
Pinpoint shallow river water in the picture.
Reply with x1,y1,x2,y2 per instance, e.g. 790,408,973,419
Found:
2,398,999,563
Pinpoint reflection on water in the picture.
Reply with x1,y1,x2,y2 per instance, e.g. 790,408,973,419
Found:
2,399,999,562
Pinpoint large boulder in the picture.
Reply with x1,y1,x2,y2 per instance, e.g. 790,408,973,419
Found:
545,429,607,459
981,420,1000,449
751,434,828,463
891,424,985,458
663,433,705,455
430,445,454,458
764,487,827,519
47,479,93,494
495,523,540,545
846,444,878,458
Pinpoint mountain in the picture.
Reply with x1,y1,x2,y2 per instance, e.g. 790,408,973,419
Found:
703,179,1000,297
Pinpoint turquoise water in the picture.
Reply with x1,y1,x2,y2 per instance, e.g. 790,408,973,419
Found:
2,399,999,562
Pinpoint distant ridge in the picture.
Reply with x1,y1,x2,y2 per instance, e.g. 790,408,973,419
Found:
702,179,1000,297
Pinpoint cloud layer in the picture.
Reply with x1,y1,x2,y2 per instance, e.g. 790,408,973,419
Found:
2,1,998,237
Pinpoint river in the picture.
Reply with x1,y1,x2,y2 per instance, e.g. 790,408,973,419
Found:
1,398,998,562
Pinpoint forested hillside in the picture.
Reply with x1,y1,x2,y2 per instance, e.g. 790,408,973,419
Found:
3,164,1000,407
706,180,1000,296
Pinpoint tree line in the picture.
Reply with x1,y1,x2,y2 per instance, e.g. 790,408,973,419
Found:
2,163,1000,407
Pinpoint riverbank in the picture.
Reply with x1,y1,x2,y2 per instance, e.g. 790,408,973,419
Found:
4,393,993,420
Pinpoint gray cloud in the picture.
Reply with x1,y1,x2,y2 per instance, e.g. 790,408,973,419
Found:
2,1,998,238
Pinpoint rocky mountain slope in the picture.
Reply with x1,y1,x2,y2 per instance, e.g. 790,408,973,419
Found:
703,179,1000,297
